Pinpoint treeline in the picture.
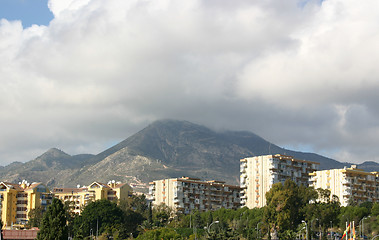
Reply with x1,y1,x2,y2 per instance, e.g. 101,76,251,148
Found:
33,180,379,240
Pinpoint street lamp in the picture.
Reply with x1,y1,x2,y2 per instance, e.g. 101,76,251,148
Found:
302,220,308,240
360,216,370,239
311,218,318,228
256,222,263,239
206,221,220,234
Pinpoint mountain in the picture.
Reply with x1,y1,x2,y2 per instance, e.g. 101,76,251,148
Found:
0,148,94,187
0,120,377,192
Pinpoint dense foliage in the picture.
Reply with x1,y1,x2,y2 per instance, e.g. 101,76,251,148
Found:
72,199,145,239
37,198,68,240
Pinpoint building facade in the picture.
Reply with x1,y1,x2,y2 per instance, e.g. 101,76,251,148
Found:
240,154,319,208
149,177,241,214
0,181,53,228
309,165,378,206
52,181,133,214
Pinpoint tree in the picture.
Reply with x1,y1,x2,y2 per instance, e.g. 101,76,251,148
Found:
152,203,174,228
72,199,144,239
135,227,181,240
63,201,77,239
37,198,68,240
73,199,125,239
27,206,44,228
263,179,317,240
129,194,149,215
304,189,340,240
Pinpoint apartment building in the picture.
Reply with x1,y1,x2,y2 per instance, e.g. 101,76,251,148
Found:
309,165,379,206
0,180,53,228
240,154,319,208
52,181,133,214
149,177,241,214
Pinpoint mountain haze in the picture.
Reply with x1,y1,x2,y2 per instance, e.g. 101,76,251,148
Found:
0,120,377,192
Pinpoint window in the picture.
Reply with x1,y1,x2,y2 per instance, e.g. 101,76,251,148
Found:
17,200,28,204
17,207,27,211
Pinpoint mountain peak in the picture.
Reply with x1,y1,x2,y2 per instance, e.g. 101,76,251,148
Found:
42,148,70,158
1,120,378,190
31,148,71,164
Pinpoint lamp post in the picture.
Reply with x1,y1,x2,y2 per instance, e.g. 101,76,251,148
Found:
206,221,220,234
361,216,370,239
302,220,308,240
257,222,263,239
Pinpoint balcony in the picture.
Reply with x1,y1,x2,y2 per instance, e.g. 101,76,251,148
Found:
269,164,278,170
342,179,351,185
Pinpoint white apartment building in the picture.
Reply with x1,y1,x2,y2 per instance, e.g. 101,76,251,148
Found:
149,177,241,214
309,165,379,206
240,154,319,208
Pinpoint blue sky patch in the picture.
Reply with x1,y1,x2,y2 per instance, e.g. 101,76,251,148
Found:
0,0,53,28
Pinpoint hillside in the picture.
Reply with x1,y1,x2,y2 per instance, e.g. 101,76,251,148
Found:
0,120,377,192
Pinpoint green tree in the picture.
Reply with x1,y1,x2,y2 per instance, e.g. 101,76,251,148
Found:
304,188,340,240
135,227,181,240
37,198,68,240
152,204,174,228
129,194,149,215
263,179,316,240
63,201,77,239
147,202,153,226
73,199,139,239
27,205,44,228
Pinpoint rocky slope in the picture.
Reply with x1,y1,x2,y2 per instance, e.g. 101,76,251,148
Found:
0,120,376,192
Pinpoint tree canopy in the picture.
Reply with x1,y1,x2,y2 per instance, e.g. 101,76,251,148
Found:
37,198,68,240
72,199,144,239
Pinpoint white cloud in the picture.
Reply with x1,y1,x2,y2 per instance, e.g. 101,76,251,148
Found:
48,0,91,18
0,0,379,164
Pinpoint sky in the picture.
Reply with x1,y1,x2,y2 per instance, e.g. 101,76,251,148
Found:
0,0,53,28
0,0,379,166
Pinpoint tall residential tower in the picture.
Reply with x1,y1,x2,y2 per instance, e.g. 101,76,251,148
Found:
240,154,319,208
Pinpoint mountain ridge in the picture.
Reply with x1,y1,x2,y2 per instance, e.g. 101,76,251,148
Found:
0,119,377,191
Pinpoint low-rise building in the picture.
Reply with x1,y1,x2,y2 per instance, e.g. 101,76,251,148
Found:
309,165,379,206
0,180,53,228
149,177,241,214
2,229,39,240
240,154,319,208
52,181,133,214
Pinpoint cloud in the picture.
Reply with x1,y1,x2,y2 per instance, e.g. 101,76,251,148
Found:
0,0,379,165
